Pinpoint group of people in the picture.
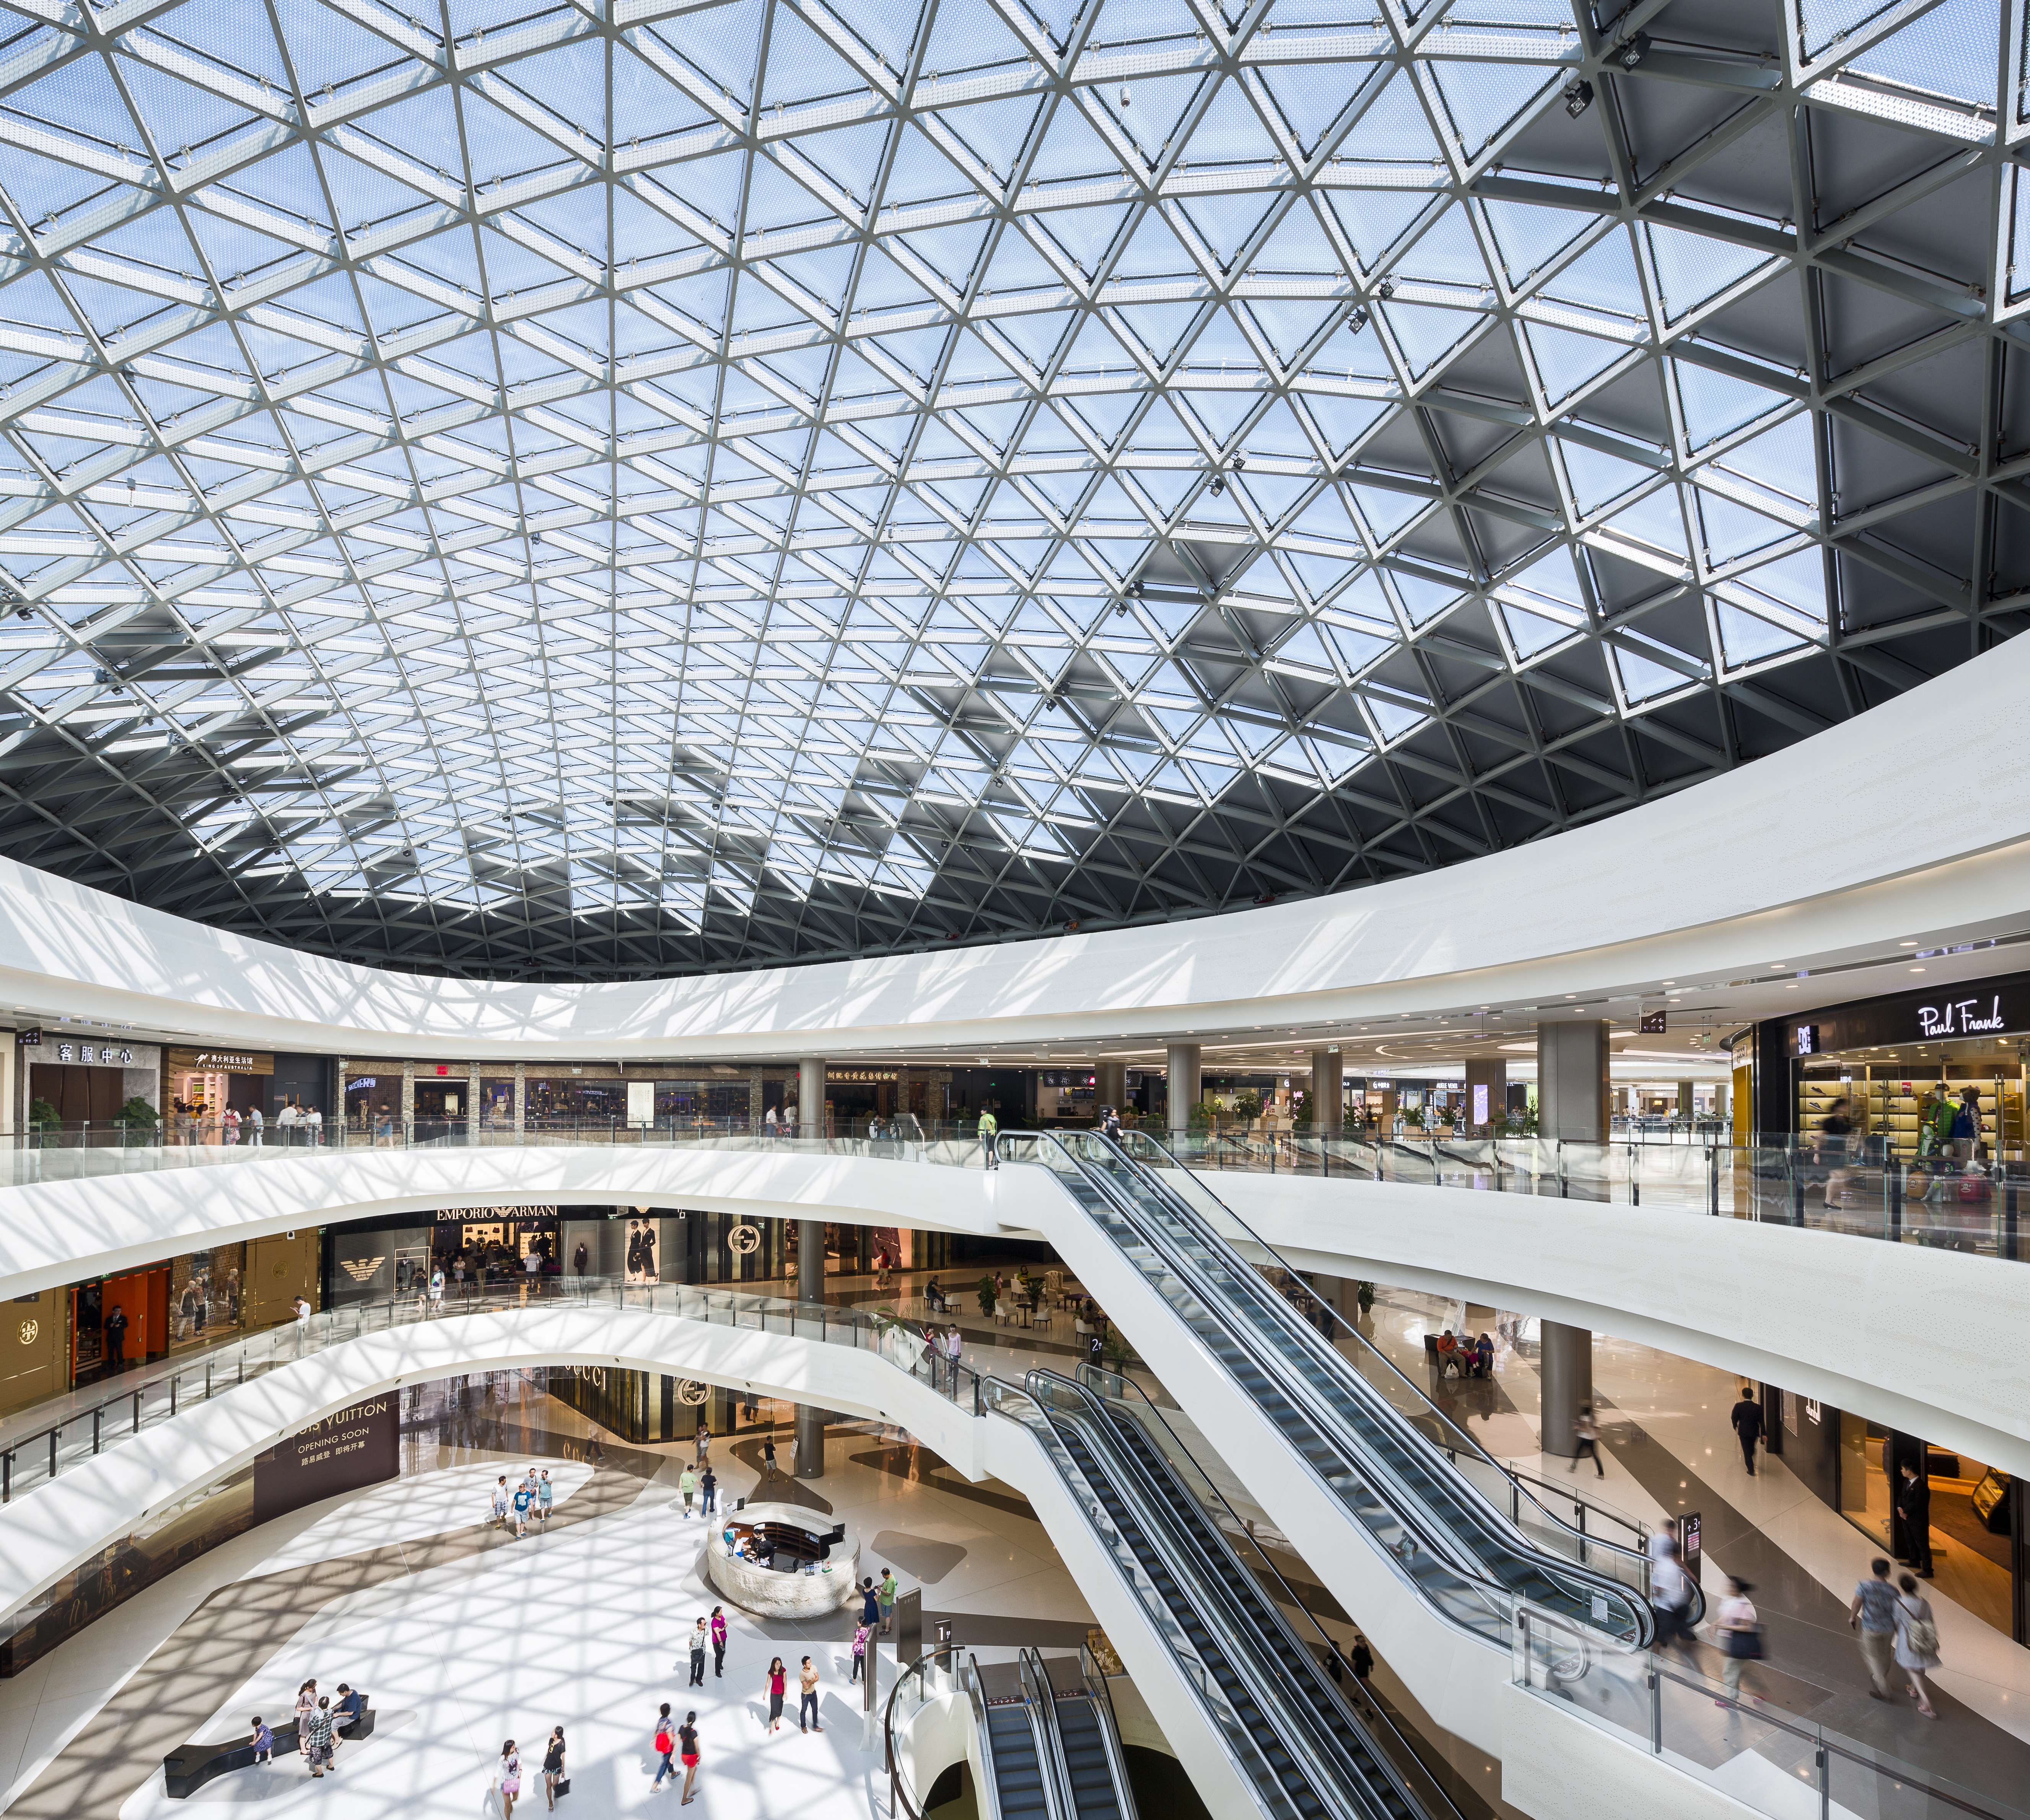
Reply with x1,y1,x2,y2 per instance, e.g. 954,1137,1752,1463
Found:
489,1467,558,1538
249,1680,365,1779
1432,1328,1494,1379
176,1100,321,1144
677,1427,719,1517
490,1730,569,1815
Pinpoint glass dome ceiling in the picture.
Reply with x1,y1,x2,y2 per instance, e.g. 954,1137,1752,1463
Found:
0,0,2018,977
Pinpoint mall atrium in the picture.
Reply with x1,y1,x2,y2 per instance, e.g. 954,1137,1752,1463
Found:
0,1,2027,1818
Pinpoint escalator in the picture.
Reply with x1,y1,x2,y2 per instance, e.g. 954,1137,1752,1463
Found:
1009,1128,1662,1649
965,1647,1136,1820
1039,1649,1135,1820
995,1367,1465,1820
972,1656,1053,1820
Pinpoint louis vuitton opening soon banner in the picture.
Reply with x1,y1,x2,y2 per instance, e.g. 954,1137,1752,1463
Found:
252,1395,399,1525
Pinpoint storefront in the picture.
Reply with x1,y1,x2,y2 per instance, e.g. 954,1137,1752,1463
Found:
165,1045,274,1137
1757,969,2030,1154
20,1033,159,1127
1765,1383,2029,1645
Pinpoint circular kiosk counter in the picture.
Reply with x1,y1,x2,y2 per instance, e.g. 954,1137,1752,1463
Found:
702,1502,861,1619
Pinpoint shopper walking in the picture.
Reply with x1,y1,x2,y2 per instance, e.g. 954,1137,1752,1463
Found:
1849,1558,1900,1700
764,1657,786,1733
1730,1387,1764,1477
1713,1577,1762,1706
1349,1633,1374,1710
495,1740,521,1816
291,1294,312,1354
799,1655,821,1731
492,1475,511,1530
1896,1460,1934,1575
689,1617,708,1687
537,1468,553,1528
700,1466,717,1516
694,1425,711,1469
679,1465,697,1518
762,1435,779,1478
1894,1573,1941,1718
1568,1403,1603,1477
541,1728,565,1809
292,1681,316,1755
677,1712,700,1805
978,1105,999,1170
710,1605,728,1678
651,1705,677,1791
851,1622,871,1683
513,1478,532,1539
879,1567,898,1634
1649,1535,1694,1651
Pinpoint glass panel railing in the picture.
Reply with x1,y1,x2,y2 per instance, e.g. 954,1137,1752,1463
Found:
1514,1600,2030,1820
0,1274,1013,1504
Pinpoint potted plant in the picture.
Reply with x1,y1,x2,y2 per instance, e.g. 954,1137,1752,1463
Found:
114,1096,159,1143
976,1275,997,1319
27,1097,60,1144
1231,1091,1263,1128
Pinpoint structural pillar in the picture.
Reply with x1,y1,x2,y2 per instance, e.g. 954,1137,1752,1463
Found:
1537,1020,1610,1144
1309,1048,1343,1136
1540,1319,1595,1460
798,1057,825,1138
1095,1060,1127,1122
1166,1042,1201,1135
466,1068,479,1144
512,1061,526,1138
796,1208,827,1478
1464,1058,1506,1135
1677,1079,1696,1124
400,1057,415,1134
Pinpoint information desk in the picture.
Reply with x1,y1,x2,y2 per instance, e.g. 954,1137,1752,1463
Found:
702,1501,860,1619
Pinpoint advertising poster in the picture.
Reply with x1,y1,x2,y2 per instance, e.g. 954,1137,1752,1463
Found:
252,1395,399,1525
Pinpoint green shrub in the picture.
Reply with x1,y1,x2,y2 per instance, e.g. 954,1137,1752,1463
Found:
27,1097,59,1130
976,1275,997,1317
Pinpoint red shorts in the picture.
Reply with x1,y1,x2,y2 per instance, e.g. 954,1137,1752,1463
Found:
680,1754,699,1768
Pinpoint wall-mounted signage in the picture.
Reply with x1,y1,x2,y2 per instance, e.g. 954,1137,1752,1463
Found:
252,1396,397,1524
435,1205,558,1222
1677,1511,1702,1584
1917,994,2006,1037
1794,1024,1819,1055
27,1036,156,1068
1790,971,2030,1058
1639,1010,1667,1034
168,1047,273,1076
16,1029,36,1046
828,1069,899,1084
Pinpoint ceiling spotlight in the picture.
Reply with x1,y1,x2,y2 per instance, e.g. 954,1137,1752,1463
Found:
1210,475,1226,495
1563,77,1594,118
11,607,26,621
1618,30,1651,69
1120,83,1131,107
1376,280,1395,301
1131,579,1145,598
1348,306,1369,334
1231,454,1246,472
531,529,543,545
1114,601,1128,617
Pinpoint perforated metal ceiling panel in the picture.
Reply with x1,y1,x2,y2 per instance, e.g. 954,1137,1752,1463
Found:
0,0,2020,978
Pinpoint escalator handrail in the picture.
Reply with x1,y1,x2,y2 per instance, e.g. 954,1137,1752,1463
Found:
1015,1128,1643,1643
1074,1363,1475,1820
884,1646,962,1820
1089,1127,1658,1628
1020,1648,1079,1820
1023,1367,1452,1820
1075,1644,1143,1820
966,1652,1014,1820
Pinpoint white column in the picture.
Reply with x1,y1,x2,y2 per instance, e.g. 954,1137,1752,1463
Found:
798,1058,825,1138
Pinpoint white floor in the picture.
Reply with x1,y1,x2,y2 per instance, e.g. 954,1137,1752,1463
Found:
0,1389,1092,1820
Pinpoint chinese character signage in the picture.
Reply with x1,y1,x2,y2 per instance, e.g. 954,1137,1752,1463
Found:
252,1395,399,1524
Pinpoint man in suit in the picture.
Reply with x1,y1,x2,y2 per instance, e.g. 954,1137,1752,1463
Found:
1895,1459,1934,1576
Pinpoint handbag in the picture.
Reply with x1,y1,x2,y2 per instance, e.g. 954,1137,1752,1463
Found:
1721,1624,1764,1660
554,1779,570,1798
1901,1601,1939,1657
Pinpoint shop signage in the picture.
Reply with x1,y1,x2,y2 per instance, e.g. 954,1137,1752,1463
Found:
33,1038,154,1067
435,1205,558,1222
252,1396,398,1524
1918,993,2006,1037
1794,1024,1818,1055
16,1029,36,1046
828,1070,898,1084
1791,970,2030,1057
1677,1511,1702,1582
1639,1010,1667,1034
727,1222,762,1255
168,1047,273,1076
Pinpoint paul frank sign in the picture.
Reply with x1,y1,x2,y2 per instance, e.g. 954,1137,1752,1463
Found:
1788,973,2030,1057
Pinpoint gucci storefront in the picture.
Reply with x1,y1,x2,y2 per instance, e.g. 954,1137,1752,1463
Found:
547,1362,737,1445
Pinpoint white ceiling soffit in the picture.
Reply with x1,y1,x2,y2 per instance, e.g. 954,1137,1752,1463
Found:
0,0,2021,980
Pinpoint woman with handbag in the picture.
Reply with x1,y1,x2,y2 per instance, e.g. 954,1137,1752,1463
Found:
1713,1576,1762,1706
1894,1573,1942,1717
